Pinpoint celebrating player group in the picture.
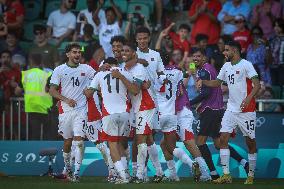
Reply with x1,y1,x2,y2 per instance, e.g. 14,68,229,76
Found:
49,27,260,185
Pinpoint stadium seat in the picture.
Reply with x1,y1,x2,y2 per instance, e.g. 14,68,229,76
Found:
23,0,41,21
127,2,151,21
75,0,87,11
23,20,46,41
103,0,128,14
45,0,61,18
271,85,282,99
19,41,33,54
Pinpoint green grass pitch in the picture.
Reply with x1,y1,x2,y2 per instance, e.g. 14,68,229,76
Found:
0,176,283,189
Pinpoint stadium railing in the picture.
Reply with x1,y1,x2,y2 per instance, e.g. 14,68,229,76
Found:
1,97,284,141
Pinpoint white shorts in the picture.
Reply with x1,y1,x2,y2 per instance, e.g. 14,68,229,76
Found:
177,107,195,141
220,110,256,139
135,109,155,135
129,109,136,128
160,114,177,133
152,108,161,130
85,120,102,142
101,112,130,142
58,108,87,139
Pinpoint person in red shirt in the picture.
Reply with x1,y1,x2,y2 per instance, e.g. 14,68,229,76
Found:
160,22,191,62
188,0,222,45
232,14,252,57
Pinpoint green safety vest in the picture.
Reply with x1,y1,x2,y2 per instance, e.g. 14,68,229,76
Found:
22,68,53,114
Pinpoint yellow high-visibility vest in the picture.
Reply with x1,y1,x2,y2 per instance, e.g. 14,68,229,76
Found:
22,68,52,114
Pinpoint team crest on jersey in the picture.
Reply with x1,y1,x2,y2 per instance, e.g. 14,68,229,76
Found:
236,71,240,74
151,58,154,61
81,73,85,76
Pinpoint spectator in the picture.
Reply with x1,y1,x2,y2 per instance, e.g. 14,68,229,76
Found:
76,0,106,37
269,18,284,86
183,56,199,100
1,0,24,37
160,22,191,62
251,0,282,39
170,48,184,69
125,13,151,44
29,24,60,71
47,0,76,47
259,87,282,112
4,30,26,69
153,0,163,31
93,1,122,58
74,23,105,66
232,14,252,57
217,0,250,35
188,0,222,45
192,34,214,59
15,54,53,140
155,24,174,55
247,26,272,86
0,50,20,111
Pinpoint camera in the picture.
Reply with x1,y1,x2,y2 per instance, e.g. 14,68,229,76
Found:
131,13,144,25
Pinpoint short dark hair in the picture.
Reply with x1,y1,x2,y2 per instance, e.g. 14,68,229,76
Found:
65,43,81,53
191,48,206,56
29,53,42,66
274,18,284,33
178,23,191,32
104,57,118,65
110,35,126,45
124,42,136,51
225,40,242,54
0,50,12,57
160,52,170,66
251,26,263,36
83,24,94,35
195,34,209,43
33,24,46,34
135,26,151,37
105,7,115,15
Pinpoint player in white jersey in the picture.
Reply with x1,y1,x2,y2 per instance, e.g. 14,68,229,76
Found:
121,43,158,183
197,41,260,185
157,53,202,182
84,57,139,184
49,43,96,182
135,26,166,181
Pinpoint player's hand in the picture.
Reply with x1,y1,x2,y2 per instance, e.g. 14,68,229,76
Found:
99,63,111,71
65,98,77,108
196,79,202,90
142,80,151,89
240,96,252,111
137,58,148,67
111,69,122,79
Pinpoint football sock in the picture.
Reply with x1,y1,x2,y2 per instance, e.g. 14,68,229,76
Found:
220,148,230,175
248,153,257,177
73,140,84,176
148,143,164,176
198,144,216,173
166,160,177,177
173,148,193,168
137,143,147,179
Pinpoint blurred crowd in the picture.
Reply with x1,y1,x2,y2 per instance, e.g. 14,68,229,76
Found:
0,0,283,140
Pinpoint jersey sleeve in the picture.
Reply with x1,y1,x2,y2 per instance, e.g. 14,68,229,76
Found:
89,73,100,90
49,67,60,86
245,61,258,79
133,66,146,85
217,63,227,82
156,53,165,73
122,70,134,82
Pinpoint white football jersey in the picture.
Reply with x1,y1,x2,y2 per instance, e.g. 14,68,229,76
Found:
89,67,133,117
157,67,183,116
217,59,258,113
122,63,156,113
136,48,165,86
50,63,96,113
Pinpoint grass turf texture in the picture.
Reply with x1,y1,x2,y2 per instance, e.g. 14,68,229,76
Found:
0,176,283,189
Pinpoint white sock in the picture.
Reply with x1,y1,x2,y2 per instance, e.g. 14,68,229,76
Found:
248,153,257,177
166,160,177,177
240,159,248,167
220,149,230,175
121,156,128,170
195,157,210,177
137,143,147,179
63,152,71,171
132,162,137,177
173,148,193,168
114,160,127,179
72,140,84,176
148,144,164,176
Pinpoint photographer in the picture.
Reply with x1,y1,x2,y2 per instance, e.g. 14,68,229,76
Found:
124,13,150,44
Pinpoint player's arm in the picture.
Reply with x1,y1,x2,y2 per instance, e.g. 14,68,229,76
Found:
190,70,212,105
241,76,260,110
111,69,139,95
200,79,222,87
49,84,76,107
